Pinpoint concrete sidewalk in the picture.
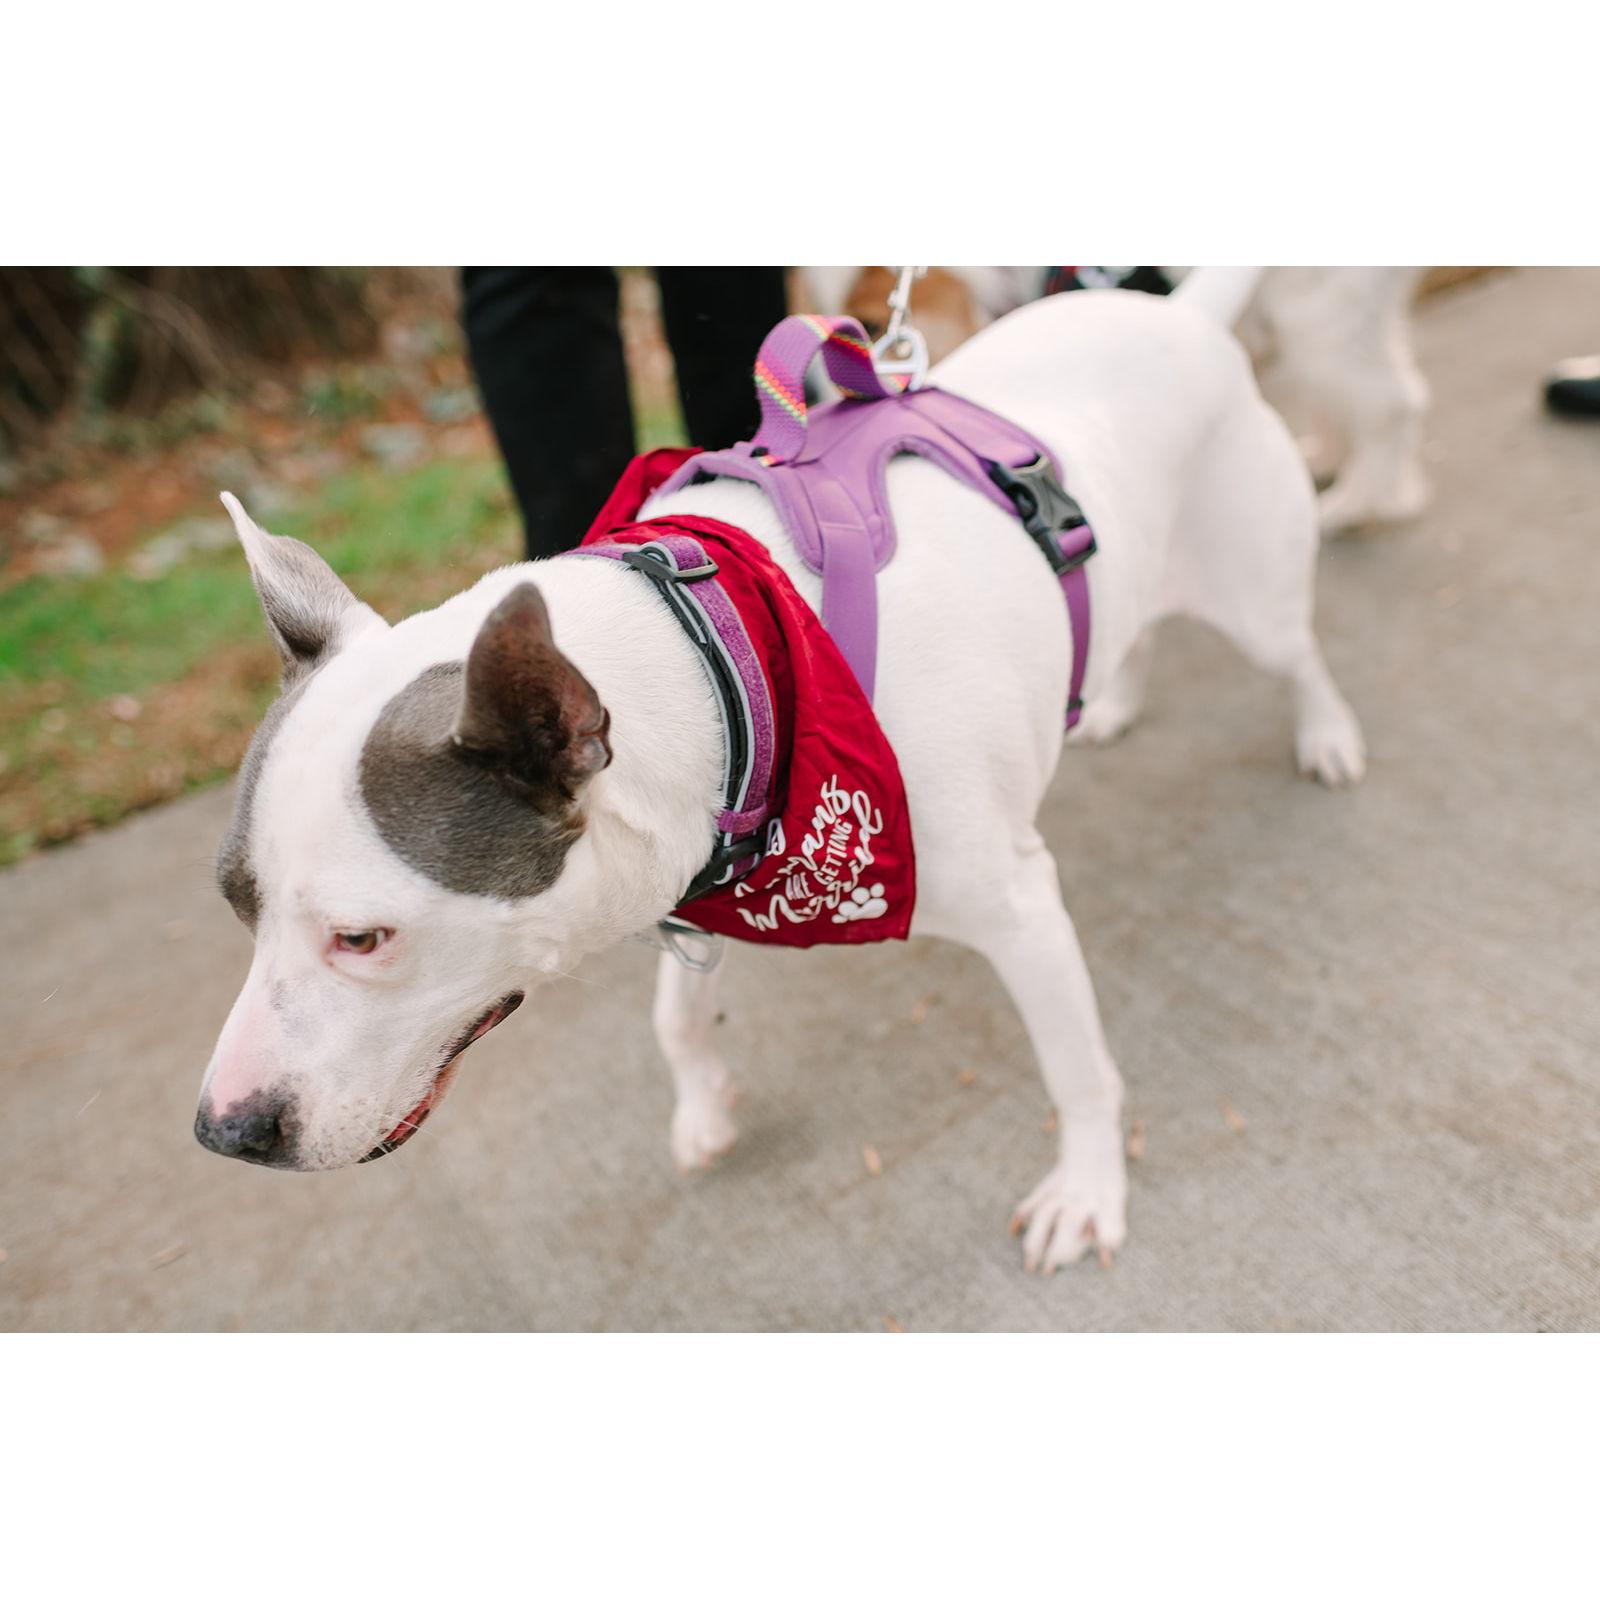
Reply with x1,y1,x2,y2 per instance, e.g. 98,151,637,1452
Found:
2,267,1597,1331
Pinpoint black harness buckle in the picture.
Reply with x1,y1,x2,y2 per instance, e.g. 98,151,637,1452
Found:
621,546,720,584
988,456,1097,576
680,833,763,903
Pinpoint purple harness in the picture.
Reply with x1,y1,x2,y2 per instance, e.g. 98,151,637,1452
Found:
654,313,1097,725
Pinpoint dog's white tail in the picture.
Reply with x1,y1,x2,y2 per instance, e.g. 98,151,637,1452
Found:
1171,266,1265,327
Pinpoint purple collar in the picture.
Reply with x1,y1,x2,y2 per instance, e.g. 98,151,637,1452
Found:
577,533,775,901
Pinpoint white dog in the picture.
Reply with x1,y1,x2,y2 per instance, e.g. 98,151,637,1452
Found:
802,264,1431,535
197,268,1364,1274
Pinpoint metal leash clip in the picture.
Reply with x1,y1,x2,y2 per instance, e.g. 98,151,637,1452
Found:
637,915,725,973
871,264,930,391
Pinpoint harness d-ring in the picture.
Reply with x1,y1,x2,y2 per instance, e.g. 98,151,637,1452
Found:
653,915,725,973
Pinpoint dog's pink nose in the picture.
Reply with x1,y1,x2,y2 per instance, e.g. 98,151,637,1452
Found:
195,1091,295,1166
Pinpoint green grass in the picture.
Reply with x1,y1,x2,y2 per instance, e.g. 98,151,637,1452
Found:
0,455,522,865
0,459,513,701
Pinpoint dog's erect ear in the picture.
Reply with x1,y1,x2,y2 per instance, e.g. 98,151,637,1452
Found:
452,582,612,797
222,491,388,685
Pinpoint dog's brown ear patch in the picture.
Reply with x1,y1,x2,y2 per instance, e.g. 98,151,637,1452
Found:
358,586,605,903
361,661,585,901
453,583,611,799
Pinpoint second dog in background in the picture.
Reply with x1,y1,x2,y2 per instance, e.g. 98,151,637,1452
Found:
799,265,1431,537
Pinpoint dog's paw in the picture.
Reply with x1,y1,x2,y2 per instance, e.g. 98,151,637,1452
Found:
1009,1115,1128,1274
1296,702,1367,787
1316,472,1431,538
670,1073,739,1172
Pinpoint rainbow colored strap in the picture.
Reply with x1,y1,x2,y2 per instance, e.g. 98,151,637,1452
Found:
751,314,909,463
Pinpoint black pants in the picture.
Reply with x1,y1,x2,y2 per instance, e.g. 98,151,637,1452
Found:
461,267,789,560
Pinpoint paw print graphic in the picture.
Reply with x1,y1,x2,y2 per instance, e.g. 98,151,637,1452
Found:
832,883,888,924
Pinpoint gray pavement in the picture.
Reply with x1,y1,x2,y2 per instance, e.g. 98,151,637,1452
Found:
2,267,1597,1331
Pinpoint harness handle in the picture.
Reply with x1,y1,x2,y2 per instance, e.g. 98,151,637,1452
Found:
751,314,909,463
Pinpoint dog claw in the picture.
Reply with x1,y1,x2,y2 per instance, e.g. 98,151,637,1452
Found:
1011,1122,1129,1275
1294,705,1367,788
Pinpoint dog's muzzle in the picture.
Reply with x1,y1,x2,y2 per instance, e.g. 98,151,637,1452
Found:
359,991,524,1164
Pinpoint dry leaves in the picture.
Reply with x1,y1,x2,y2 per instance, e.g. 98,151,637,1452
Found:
1126,1120,1147,1161
907,992,940,1025
862,1143,883,1177
956,1069,977,1088
1042,1112,1058,1133
149,1243,189,1269
1222,1101,1248,1133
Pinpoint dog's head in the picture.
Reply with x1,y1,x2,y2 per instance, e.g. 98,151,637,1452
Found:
195,495,616,1171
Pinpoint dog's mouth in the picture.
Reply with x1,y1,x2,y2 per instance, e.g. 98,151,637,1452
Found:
359,991,523,1163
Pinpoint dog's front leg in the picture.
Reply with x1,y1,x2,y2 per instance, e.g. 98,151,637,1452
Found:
653,951,739,1171
970,837,1128,1272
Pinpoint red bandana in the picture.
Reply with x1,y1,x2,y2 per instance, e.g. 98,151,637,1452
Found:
583,449,916,947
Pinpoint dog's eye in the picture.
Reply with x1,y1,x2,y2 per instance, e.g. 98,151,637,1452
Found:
333,930,387,955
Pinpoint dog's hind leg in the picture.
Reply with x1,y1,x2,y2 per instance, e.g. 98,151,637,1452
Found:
1069,628,1156,746
957,832,1128,1272
1172,395,1367,786
1307,339,1430,537
1212,584,1368,786
1283,641,1367,786
653,951,739,1171
1260,268,1430,536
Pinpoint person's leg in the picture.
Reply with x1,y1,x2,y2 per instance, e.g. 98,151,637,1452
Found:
654,268,789,448
460,267,635,560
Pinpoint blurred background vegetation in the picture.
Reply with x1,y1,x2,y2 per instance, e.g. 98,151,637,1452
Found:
0,267,686,867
